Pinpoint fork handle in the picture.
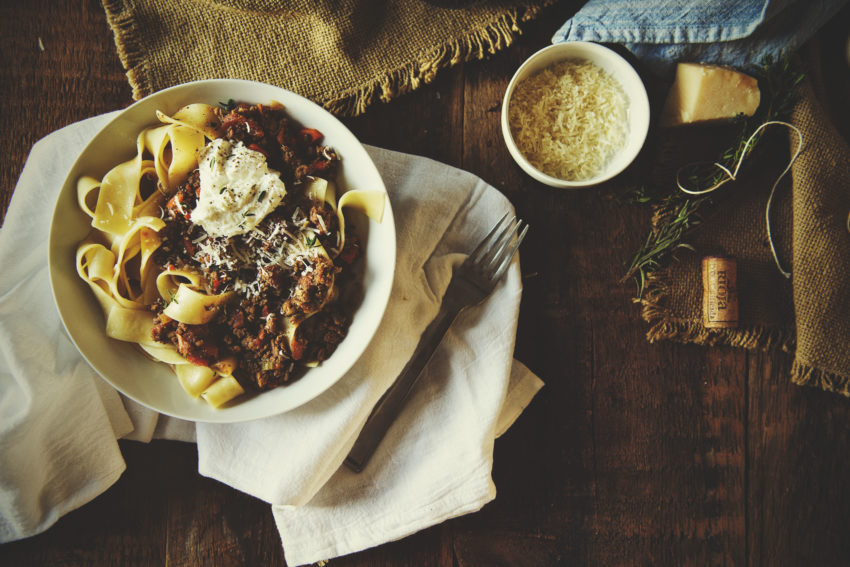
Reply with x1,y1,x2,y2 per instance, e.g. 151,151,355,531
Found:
344,299,463,473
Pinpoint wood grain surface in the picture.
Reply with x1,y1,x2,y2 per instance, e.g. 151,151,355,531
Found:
2,1,850,566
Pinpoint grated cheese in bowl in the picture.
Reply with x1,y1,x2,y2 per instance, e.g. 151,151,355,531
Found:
508,59,629,182
501,42,650,189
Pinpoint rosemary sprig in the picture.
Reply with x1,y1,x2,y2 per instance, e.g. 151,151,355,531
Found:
624,53,804,297
625,193,706,295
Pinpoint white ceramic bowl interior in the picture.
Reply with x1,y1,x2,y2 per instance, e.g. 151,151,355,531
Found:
501,41,650,188
49,79,396,423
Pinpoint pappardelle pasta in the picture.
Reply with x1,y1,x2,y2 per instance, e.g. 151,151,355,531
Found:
76,101,384,408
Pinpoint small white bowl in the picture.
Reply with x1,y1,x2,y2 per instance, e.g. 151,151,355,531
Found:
501,41,650,188
48,80,396,423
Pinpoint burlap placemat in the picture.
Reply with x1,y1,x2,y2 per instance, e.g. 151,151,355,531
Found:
102,0,557,116
641,72,850,397
788,79,850,395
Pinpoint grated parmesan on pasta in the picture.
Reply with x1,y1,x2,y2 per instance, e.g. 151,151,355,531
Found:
508,59,629,181
189,204,326,300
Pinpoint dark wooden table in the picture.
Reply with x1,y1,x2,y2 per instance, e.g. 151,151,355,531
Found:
3,1,850,565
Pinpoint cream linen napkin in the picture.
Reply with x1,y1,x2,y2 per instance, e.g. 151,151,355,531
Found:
0,112,543,565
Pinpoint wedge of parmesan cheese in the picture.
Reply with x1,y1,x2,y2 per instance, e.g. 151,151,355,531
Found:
659,63,760,127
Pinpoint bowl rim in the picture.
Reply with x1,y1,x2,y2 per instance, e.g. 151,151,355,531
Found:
48,78,396,423
501,41,650,189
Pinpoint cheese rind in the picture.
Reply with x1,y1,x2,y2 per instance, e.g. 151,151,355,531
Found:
659,63,760,127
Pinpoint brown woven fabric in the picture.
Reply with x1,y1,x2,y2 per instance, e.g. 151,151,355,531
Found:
641,75,850,397
789,79,850,396
102,0,557,116
640,126,797,351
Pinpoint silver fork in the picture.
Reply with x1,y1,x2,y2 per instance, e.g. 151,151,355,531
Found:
344,213,529,473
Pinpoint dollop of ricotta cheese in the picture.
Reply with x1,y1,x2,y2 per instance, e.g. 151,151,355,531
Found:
192,139,287,237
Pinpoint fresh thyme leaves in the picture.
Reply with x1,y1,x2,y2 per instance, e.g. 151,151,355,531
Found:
621,184,655,205
258,190,267,202
219,98,237,112
760,53,807,119
624,54,804,297
305,234,318,247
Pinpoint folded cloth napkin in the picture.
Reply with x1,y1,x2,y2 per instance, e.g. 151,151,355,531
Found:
0,112,543,565
552,0,847,75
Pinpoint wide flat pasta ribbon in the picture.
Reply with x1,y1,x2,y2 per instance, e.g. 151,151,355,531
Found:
156,103,222,140
74,103,384,408
302,176,386,257
143,123,206,190
91,148,143,238
162,283,233,325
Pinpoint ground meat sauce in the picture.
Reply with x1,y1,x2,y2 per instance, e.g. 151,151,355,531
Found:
150,102,362,392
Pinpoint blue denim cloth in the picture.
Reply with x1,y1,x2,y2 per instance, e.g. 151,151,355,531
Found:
552,0,847,75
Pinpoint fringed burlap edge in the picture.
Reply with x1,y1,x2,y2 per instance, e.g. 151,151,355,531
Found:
102,1,557,116
102,0,153,102
792,360,850,398
323,5,555,116
639,262,796,353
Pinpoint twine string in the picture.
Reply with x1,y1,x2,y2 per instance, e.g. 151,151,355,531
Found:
675,120,804,279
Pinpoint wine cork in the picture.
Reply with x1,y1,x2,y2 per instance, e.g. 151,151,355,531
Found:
702,256,738,328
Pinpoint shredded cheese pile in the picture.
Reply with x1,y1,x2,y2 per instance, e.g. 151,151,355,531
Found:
509,59,629,181
191,205,332,300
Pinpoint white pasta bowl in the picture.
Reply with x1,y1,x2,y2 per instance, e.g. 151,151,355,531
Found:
501,41,650,188
48,79,396,423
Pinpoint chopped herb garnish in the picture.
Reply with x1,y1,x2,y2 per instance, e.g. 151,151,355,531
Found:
219,186,227,194
218,98,237,112
258,190,267,201
305,234,318,247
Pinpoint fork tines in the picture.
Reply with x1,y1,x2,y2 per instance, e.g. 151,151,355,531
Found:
468,213,528,283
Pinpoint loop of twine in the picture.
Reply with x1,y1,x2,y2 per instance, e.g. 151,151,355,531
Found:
675,120,804,279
